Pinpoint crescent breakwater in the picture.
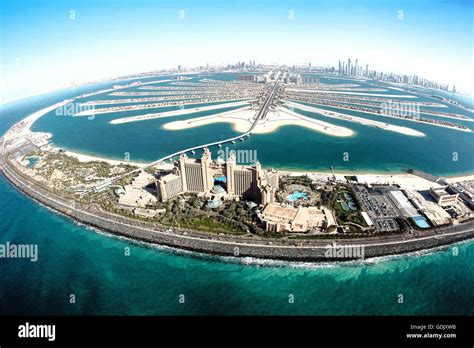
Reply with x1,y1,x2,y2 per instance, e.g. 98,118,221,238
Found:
2,152,473,262
2,73,474,263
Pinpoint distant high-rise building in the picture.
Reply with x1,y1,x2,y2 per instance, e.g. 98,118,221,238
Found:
334,58,448,92
178,65,182,71
302,76,319,84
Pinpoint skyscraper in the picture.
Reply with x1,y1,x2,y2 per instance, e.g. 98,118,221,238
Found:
347,58,351,76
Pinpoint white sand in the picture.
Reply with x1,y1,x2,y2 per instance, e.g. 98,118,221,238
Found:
109,101,251,124
55,149,474,190
262,108,354,136
53,149,474,191
288,100,471,132
77,97,254,116
25,100,73,131
281,170,446,191
61,149,474,187
76,79,179,99
163,107,255,132
61,150,173,170
2,100,73,144
445,174,474,183
285,89,418,98
7,98,473,189
163,106,355,137
311,98,448,109
55,148,474,188
285,101,425,137
62,150,144,166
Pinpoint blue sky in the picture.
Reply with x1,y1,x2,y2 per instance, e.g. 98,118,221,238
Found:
0,0,472,102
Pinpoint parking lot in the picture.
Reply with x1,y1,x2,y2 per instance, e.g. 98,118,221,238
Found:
353,186,402,232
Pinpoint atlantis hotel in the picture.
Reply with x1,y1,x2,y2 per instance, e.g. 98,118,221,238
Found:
156,148,279,206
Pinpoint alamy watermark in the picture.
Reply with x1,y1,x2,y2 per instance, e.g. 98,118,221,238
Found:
55,102,95,117
216,147,258,165
324,242,365,260
18,322,55,341
380,99,420,118
0,241,38,262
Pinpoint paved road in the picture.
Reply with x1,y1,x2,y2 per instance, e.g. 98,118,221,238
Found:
2,151,474,252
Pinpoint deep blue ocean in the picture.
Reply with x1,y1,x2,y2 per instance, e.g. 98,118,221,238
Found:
0,73,473,315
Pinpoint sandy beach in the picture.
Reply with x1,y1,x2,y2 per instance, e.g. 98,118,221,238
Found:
75,79,179,100
285,89,418,98
40,147,474,189
6,96,473,189
445,174,474,183
280,169,473,191
285,101,426,137
33,146,474,190
61,150,174,170
163,105,355,136
77,97,254,116
287,100,472,133
24,100,73,132
62,150,144,166
109,101,251,124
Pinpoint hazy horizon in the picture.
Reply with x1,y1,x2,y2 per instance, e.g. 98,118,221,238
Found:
1,0,472,103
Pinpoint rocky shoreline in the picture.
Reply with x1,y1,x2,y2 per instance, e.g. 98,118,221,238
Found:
2,156,473,262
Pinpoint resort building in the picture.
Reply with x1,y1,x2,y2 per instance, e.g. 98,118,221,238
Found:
156,148,279,205
386,189,431,228
258,203,337,233
407,190,452,226
156,172,183,201
429,186,460,207
118,171,157,208
446,181,474,210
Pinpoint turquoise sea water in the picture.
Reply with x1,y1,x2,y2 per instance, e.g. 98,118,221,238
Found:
0,174,473,315
0,73,473,315
25,73,474,176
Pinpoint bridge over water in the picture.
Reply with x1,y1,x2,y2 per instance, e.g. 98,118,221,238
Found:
103,79,281,187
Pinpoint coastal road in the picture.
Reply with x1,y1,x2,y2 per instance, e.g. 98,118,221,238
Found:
2,152,474,262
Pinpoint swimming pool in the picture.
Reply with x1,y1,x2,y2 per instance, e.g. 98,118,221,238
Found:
26,156,39,168
286,191,308,202
412,215,430,229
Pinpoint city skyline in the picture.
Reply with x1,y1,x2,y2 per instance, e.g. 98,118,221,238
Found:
0,0,473,340
0,0,473,103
